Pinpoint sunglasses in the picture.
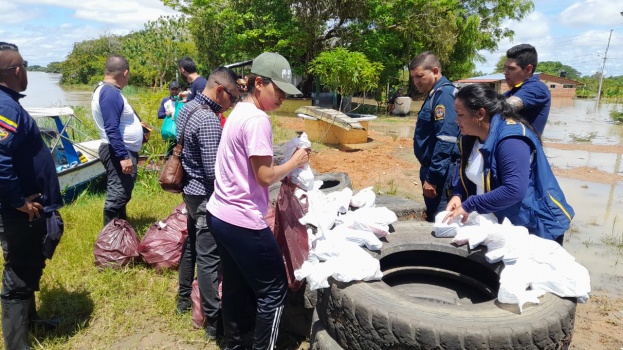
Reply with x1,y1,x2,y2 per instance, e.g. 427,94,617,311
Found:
3,61,28,70
215,80,240,104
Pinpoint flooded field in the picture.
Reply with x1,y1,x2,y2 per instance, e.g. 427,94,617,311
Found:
545,98,623,297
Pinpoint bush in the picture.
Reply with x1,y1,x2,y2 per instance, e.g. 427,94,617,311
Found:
610,110,623,124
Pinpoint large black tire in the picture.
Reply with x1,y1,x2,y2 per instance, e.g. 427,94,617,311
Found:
310,309,345,350
316,220,576,350
314,172,353,193
280,283,320,337
374,195,426,221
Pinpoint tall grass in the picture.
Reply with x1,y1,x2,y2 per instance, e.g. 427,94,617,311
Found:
1,88,191,349
3,173,214,349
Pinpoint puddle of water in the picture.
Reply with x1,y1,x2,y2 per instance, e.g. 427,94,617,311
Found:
544,148,622,174
545,99,623,145
558,177,623,297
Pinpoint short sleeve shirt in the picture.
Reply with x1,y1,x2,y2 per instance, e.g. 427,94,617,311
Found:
187,76,208,102
504,75,551,135
207,102,273,230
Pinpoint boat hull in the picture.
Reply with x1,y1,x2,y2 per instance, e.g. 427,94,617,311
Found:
58,158,105,203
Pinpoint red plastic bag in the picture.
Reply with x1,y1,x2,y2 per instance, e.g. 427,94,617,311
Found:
173,202,186,214
191,279,204,329
163,210,188,237
138,214,188,271
265,205,276,233
94,219,141,268
191,272,223,329
273,179,309,292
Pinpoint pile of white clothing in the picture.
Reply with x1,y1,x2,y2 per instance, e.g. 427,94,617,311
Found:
294,186,397,290
434,211,591,313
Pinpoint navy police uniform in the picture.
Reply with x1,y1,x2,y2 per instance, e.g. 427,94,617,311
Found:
0,84,63,349
503,75,551,136
413,77,460,222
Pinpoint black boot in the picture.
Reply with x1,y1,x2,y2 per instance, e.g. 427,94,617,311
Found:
103,209,118,227
119,206,127,221
27,296,59,332
176,296,192,315
205,313,224,340
2,299,32,350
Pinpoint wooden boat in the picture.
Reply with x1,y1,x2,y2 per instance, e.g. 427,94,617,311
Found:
29,107,105,203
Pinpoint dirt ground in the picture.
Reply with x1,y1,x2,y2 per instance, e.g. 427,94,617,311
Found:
274,115,623,350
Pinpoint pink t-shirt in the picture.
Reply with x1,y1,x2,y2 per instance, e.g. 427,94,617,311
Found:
207,102,273,230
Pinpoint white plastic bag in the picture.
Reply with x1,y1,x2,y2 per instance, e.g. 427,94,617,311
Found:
327,224,383,251
339,207,398,238
433,210,462,238
282,133,314,191
350,186,376,208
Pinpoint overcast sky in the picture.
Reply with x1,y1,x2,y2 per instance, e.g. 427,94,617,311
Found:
1,0,622,77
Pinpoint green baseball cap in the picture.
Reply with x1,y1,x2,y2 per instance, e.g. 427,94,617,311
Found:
251,52,302,96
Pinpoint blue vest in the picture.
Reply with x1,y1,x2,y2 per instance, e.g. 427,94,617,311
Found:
458,115,574,240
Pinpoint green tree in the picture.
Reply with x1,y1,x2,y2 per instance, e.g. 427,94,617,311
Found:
123,16,195,88
46,62,62,73
163,0,533,93
308,48,384,109
537,61,582,80
60,35,122,85
494,55,506,73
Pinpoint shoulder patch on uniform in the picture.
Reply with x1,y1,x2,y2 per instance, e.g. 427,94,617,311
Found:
0,126,10,141
506,119,517,125
434,105,445,120
0,115,17,133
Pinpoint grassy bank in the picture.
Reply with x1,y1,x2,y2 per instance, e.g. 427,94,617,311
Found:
0,89,303,349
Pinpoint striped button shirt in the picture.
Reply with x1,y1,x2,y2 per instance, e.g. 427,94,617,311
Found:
176,92,222,196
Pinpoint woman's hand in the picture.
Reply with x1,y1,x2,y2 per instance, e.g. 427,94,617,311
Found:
443,196,468,224
291,148,311,168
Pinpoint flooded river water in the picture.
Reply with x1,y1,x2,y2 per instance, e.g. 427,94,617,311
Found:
22,72,623,298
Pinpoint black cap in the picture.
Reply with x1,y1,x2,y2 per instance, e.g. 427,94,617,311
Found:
169,81,180,89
